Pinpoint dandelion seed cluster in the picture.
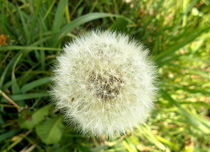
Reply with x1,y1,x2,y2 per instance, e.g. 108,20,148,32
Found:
52,31,157,137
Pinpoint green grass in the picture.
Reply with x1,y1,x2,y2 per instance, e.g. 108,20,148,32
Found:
0,0,210,151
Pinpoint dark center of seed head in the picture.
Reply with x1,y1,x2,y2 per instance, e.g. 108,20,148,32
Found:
88,72,123,101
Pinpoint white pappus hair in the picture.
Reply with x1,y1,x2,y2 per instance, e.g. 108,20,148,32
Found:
51,30,157,137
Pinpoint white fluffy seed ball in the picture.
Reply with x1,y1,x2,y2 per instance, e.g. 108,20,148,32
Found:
51,31,157,137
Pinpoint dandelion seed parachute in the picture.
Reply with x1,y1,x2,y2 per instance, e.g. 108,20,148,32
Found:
51,31,157,137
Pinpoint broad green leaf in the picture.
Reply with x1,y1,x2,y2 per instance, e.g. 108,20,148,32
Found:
35,116,64,144
20,104,53,129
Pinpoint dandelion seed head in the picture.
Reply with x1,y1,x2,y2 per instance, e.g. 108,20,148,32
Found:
51,31,157,137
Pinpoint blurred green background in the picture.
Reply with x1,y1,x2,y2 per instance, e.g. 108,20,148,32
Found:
0,0,210,151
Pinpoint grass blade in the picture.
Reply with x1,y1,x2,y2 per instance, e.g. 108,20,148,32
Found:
160,89,210,134
155,27,210,66
58,13,118,39
52,0,68,32
0,53,21,88
0,46,62,51
1,93,49,102
20,77,51,93
11,54,22,94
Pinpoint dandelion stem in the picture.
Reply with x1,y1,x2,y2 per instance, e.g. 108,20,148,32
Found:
0,90,22,111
